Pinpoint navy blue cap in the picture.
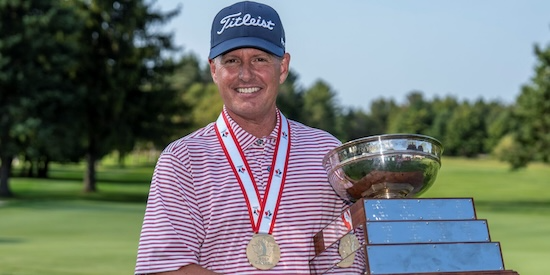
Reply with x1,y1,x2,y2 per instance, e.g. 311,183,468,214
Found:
209,1,285,59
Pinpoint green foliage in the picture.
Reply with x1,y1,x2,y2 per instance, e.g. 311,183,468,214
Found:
506,42,550,169
170,54,211,92
427,96,459,141
301,80,343,137
492,134,527,169
485,104,514,152
70,0,183,191
0,0,186,195
0,0,84,196
340,108,377,141
1,0,548,197
368,98,399,135
171,55,219,136
182,83,223,133
444,101,487,157
339,98,399,142
387,91,434,134
277,70,305,122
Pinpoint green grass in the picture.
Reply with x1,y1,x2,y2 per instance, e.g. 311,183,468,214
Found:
1,163,153,275
0,200,144,275
10,163,153,203
423,157,550,275
0,157,549,275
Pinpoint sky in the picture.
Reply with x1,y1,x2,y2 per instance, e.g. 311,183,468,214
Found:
153,0,550,111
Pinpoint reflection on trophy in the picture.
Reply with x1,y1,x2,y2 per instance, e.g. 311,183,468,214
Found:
310,134,519,275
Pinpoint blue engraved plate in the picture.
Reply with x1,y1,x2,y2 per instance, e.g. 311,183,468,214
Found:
366,242,504,274
364,198,476,221
366,220,490,244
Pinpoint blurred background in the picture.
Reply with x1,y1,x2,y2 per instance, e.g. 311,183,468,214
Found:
158,0,550,108
0,0,549,274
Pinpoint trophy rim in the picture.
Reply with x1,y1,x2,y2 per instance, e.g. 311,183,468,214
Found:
323,133,444,201
323,133,443,167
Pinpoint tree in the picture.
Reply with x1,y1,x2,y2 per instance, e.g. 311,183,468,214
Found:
301,80,343,138
443,101,486,157
73,0,181,192
276,70,304,122
482,101,512,154
340,108,375,141
387,91,433,134
0,0,83,197
165,54,214,138
338,97,400,142
506,40,550,169
428,96,459,143
182,82,223,132
367,98,399,136
170,54,211,93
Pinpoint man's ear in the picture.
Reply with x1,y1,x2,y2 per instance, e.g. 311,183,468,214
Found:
279,53,291,84
209,58,218,84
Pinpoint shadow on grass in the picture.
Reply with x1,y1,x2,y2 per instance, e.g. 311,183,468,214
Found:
40,176,152,185
475,200,550,214
4,164,155,204
7,176,150,204
0,238,25,244
13,165,154,185
7,190,149,204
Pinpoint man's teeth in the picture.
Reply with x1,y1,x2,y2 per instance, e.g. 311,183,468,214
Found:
237,87,260,94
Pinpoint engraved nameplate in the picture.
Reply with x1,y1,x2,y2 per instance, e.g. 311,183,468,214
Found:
364,198,476,221
366,220,490,244
366,242,504,274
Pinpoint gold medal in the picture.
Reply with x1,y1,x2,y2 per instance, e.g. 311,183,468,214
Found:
246,233,281,270
337,233,360,268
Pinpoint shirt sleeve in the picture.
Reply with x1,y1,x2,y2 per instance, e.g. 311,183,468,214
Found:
135,146,204,275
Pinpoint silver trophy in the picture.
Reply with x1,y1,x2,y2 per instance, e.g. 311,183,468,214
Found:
323,133,442,201
311,134,516,275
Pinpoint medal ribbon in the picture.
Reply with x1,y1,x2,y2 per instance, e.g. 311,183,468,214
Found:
342,208,353,231
215,110,291,234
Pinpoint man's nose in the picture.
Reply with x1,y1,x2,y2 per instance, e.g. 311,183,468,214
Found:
239,62,254,81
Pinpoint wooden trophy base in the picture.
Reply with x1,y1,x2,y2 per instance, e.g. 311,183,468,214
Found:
310,198,520,275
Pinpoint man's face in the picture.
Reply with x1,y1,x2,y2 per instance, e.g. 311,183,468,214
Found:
209,48,290,121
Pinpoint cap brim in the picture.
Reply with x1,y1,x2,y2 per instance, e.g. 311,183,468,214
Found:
209,37,284,59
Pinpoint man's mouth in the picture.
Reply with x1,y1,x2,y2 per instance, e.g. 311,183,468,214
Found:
237,87,261,94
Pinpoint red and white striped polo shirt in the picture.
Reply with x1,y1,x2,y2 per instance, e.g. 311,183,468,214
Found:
135,110,363,274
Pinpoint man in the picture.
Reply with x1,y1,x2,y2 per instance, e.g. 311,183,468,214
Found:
135,1,362,274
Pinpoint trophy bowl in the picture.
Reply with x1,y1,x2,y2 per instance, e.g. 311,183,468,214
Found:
323,134,443,201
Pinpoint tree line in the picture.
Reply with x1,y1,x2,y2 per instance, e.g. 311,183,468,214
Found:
1,0,549,197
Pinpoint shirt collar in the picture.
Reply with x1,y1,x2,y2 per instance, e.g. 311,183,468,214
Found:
222,106,281,149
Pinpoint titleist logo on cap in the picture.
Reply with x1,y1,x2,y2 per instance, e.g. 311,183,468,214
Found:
216,12,276,35
208,1,285,59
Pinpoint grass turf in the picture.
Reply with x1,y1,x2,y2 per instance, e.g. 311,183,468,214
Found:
0,157,548,274
423,157,550,275
0,200,144,275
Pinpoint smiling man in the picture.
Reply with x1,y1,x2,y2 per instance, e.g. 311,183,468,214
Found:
134,1,363,274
